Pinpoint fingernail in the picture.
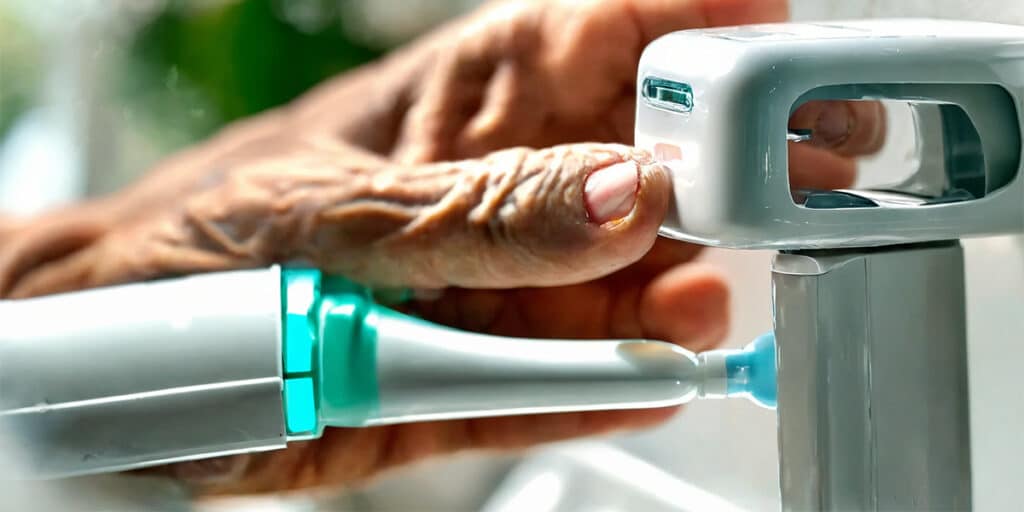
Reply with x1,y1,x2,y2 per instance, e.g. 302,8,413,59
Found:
815,102,854,147
584,161,639,224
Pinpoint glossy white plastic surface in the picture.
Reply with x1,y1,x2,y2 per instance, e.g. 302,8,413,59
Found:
0,268,286,478
367,316,718,425
636,19,1024,249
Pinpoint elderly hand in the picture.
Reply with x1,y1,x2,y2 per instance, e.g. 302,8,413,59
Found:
0,0,884,494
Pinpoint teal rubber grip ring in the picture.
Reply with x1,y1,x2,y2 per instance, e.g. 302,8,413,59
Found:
283,269,319,375
282,269,323,436
315,275,380,428
281,268,387,436
283,377,317,433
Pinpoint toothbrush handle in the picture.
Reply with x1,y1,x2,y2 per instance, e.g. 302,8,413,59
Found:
0,268,287,479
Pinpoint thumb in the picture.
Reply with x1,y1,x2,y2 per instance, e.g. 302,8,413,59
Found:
311,143,672,288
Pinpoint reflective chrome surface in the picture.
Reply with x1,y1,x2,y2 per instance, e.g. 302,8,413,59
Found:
773,243,971,511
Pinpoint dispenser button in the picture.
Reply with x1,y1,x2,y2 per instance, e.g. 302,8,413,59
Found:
641,77,693,113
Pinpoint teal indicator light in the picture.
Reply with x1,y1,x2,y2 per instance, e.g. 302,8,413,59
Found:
641,76,694,113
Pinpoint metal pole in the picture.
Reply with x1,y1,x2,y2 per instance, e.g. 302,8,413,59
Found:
772,242,971,511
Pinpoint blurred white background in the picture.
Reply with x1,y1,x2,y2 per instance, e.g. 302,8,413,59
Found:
2,1,1023,510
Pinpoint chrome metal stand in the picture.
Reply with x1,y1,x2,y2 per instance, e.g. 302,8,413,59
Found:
772,242,972,511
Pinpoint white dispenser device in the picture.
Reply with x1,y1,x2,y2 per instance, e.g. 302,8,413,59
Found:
636,19,1024,511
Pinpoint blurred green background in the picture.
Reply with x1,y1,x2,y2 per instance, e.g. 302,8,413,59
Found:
0,6,43,138
2,0,388,151
125,0,384,140
0,0,472,204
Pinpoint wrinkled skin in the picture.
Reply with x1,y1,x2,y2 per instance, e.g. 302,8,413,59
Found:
0,0,884,496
